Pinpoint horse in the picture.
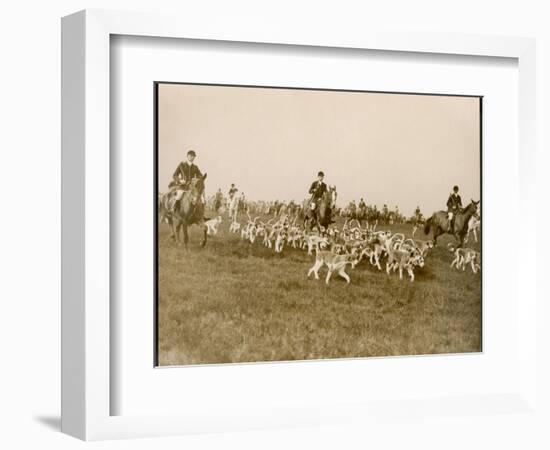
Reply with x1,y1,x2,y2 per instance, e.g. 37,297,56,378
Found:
304,185,337,233
213,193,223,213
227,194,239,223
356,205,368,227
424,199,480,247
169,174,208,248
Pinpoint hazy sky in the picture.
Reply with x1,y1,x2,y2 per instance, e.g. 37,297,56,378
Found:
158,83,480,216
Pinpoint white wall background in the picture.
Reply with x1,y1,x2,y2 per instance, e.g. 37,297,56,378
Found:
0,1,547,449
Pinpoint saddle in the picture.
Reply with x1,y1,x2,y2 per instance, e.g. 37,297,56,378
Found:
447,209,462,233
169,179,189,190
165,185,190,212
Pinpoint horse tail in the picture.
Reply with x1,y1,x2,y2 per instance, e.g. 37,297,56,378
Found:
424,216,432,235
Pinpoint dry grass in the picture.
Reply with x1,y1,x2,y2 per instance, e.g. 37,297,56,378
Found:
157,212,481,366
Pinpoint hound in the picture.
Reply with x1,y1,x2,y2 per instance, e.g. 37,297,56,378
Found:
229,220,241,233
359,245,384,270
264,223,284,249
286,226,302,249
450,246,480,273
386,247,425,282
307,250,360,284
304,234,330,255
384,232,405,253
465,250,481,274
357,231,391,270
274,230,287,253
410,238,434,257
254,222,267,242
240,222,252,240
205,216,223,236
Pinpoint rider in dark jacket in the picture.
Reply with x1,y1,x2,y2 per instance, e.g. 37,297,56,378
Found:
308,171,327,207
171,150,202,189
307,171,328,225
446,185,463,232
168,150,204,210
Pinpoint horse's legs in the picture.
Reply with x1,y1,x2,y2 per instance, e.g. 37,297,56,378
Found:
171,220,179,244
177,223,184,245
201,223,207,247
433,228,440,246
183,225,189,249
166,218,175,240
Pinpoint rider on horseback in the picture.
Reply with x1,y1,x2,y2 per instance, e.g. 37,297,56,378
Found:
228,183,238,200
170,149,203,188
214,188,223,212
446,185,463,232
382,204,389,224
168,150,204,210
414,205,423,224
308,171,327,219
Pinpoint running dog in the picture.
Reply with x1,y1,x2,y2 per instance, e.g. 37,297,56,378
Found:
386,247,425,282
205,216,223,236
359,245,383,270
274,229,287,253
229,220,241,233
304,234,330,255
412,239,434,257
449,245,480,273
307,250,360,284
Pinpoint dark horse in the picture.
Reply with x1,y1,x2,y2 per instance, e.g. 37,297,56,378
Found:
303,186,337,233
424,199,480,247
167,174,208,248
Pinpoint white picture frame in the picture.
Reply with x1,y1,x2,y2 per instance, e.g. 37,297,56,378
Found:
61,9,537,441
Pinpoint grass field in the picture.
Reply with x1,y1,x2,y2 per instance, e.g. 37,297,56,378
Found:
157,212,481,366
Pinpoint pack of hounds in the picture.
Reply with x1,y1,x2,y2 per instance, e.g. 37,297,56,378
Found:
202,213,481,285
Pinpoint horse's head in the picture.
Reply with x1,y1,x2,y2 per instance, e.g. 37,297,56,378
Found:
464,199,480,216
189,173,207,194
184,174,207,206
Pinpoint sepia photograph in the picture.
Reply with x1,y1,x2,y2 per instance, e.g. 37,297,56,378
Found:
155,82,481,366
